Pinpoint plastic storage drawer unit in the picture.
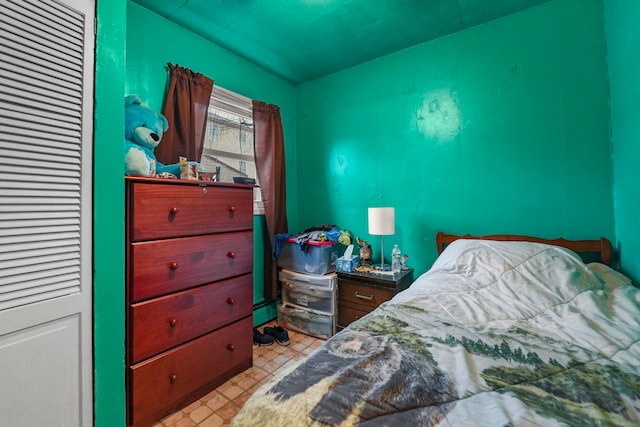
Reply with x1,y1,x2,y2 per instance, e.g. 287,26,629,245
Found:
278,303,335,339
280,269,336,315
276,239,343,275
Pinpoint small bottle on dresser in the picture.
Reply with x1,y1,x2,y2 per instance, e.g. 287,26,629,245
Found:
391,244,401,273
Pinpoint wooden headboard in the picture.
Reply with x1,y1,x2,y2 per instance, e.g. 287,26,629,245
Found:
435,232,613,266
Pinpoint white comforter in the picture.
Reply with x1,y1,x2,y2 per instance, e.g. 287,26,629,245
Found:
233,240,640,427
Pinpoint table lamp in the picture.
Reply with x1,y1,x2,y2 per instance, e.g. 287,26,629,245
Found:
368,207,395,270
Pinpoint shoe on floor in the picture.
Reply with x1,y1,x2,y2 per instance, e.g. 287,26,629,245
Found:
253,328,275,346
263,326,290,346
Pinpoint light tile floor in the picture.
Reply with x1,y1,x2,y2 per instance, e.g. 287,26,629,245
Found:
152,321,324,427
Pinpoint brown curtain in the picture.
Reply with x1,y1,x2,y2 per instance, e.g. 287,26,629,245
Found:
253,100,288,303
156,63,214,165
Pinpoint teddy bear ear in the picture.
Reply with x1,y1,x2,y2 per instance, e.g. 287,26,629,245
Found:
160,114,169,132
125,95,143,107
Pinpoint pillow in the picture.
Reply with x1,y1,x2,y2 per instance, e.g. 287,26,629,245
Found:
410,239,606,323
396,243,640,361
587,262,633,289
431,239,596,291
432,239,604,299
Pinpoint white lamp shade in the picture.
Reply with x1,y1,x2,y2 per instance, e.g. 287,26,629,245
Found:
368,207,395,235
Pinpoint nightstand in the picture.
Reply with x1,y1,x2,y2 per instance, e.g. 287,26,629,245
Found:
337,268,414,329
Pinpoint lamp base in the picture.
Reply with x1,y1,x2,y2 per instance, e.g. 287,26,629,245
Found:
374,263,392,272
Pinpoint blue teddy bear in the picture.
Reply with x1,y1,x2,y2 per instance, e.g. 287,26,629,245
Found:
124,95,181,177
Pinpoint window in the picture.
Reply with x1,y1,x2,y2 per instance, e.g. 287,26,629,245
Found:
239,129,247,150
203,86,264,214
207,122,219,143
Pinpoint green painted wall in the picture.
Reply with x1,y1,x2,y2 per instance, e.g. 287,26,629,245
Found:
125,2,298,317
94,1,127,426
296,0,614,277
125,3,297,134
93,4,298,425
604,0,640,283
124,2,298,185
93,0,636,423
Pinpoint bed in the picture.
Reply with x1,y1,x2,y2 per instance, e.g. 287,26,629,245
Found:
232,233,640,426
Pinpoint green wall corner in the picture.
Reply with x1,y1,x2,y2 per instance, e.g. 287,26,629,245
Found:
253,303,281,327
94,0,127,426
604,0,640,283
295,0,614,276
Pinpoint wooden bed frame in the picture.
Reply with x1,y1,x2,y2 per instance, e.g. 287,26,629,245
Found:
436,232,613,266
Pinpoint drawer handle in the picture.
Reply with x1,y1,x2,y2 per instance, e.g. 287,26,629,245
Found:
227,205,236,213
169,374,178,384
168,318,178,327
227,297,236,305
355,291,374,301
227,251,236,259
227,344,235,352
169,207,179,215
169,262,179,271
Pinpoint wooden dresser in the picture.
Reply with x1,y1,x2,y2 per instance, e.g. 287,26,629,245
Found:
125,177,254,427
337,269,413,330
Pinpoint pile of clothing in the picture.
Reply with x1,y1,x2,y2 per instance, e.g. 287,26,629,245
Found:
273,224,350,259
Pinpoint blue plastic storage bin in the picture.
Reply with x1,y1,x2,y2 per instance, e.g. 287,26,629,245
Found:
276,239,343,275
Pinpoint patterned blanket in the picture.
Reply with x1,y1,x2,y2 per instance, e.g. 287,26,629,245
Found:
232,240,640,426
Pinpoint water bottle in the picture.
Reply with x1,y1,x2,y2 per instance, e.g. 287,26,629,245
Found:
391,244,401,273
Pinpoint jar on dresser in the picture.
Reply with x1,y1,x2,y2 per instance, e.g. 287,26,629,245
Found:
125,177,254,427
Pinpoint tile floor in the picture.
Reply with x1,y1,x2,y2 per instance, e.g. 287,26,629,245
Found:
151,321,324,427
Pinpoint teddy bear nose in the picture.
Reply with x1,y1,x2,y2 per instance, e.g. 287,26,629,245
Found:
150,133,159,142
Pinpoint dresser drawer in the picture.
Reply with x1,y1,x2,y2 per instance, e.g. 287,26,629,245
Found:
130,230,253,302
129,183,253,241
129,316,252,426
338,281,394,310
130,274,253,363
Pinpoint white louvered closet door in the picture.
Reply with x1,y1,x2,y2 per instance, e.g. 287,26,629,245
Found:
0,0,94,425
